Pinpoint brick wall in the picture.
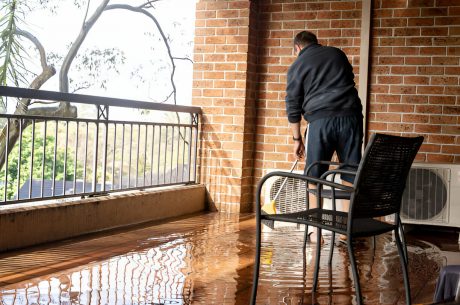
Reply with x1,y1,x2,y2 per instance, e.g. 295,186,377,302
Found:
193,0,257,212
255,1,362,180
193,0,460,212
369,0,460,162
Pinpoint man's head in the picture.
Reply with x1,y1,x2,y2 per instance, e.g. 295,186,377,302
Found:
294,31,318,56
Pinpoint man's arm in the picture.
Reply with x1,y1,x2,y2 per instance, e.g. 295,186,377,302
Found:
291,122,304,160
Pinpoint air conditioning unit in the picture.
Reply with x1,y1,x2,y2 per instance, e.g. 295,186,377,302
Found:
400,163,460,229
261,168,337,230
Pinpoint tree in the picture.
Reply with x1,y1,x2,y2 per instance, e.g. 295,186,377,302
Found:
0,0,192,192
0,125,83,199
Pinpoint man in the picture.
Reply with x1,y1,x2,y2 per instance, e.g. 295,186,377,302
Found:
285,31,363,242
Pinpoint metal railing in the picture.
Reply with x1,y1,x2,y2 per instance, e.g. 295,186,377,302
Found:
0,86,201,205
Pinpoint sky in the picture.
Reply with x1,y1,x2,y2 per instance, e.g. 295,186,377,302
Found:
21,0,196,107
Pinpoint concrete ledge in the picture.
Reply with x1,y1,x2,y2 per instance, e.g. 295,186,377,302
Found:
0,184,206,252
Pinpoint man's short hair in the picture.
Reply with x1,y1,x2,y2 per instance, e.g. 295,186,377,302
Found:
294,31,318,48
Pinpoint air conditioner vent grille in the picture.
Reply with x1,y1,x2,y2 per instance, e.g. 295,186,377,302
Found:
401,167,450,223
269,177,308,214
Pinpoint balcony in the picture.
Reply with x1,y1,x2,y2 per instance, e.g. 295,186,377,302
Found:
0,86,205,251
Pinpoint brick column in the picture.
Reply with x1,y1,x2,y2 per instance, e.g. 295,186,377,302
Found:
192,0,258,213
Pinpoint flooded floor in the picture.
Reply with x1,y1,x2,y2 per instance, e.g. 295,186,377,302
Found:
0,212,458,305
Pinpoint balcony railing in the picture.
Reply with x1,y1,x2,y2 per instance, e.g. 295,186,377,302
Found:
0,86,201,205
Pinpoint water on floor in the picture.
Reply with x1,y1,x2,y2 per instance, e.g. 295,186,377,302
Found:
0,213,453,305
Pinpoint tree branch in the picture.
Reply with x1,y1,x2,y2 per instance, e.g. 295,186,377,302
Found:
105,3,177,105
172,56,194,64
59,0,110,95
15,29,49,70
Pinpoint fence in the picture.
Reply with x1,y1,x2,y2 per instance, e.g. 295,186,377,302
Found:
0,86,201,205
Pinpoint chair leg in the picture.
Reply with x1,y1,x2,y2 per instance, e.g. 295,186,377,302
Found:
250,218,262,305
304,225,309,248
347,237,363,305
328,232,335,265
398,222,409,265
313,228,322,291
395,229,412,305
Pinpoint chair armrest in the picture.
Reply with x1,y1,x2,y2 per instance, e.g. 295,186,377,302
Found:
305,160,359,176
320,168,357,180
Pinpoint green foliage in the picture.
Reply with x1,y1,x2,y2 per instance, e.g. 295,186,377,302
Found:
0,0,28,88
0,124,83,199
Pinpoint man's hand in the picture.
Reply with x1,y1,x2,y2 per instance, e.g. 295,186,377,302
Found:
293,139,305,160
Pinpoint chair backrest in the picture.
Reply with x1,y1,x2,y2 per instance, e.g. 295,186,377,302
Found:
350,133,424,219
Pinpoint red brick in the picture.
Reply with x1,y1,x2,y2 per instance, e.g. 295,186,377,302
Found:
404,76,430,85
408,0,434,7
433,37,460,46
331,2,356,10
445,67,460,75
421,27,449,36
394,28,421,36
402,95,429,104
378,76,403,84
375,113,402,122
437,0,460,6
390,85,417,94
407,37,434,46
393,47,419,55
392,66,418,74
306,20,332,29
317,11,341,19
442,125,460,135
429,96,456,105
448,47,460,56
436,17,460,26
403,114,429,123
450,6,460,15
442,145,460,154
388,123,415,132
420,46,447,55
379,57,404,65
417,66,444,75
431,76,458,85
445,86,460,95
443,106,460,115
283,3,306,11
428,135,456,144
331,20,356,28
389,104,415,112
405,57,432,65
417,86,445,94
416,105,443,114
408,17,434,26
375,94,402,103
430,115,457,124
394,8,421,17
367,121,388,131
426,154,454,163
423,7,448,16
419,143,442,152
416,125,442,134
433,57,459,65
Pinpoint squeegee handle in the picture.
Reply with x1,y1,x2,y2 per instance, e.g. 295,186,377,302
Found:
272,159,299,201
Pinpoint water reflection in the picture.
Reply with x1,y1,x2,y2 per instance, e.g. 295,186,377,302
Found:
0,215,446,305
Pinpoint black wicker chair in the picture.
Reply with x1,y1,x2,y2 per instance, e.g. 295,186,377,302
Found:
250,133,424,305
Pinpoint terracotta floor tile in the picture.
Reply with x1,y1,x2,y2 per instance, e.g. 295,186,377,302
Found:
0,212,457,305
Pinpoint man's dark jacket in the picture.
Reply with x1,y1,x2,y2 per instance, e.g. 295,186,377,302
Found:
285,43,362,123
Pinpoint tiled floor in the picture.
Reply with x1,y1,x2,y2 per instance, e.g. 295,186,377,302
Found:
0,212,458,305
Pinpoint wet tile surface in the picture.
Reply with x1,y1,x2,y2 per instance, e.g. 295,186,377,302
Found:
0,212,457,304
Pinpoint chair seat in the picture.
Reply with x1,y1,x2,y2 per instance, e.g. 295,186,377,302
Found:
309,188,351,200
263,208,396,238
